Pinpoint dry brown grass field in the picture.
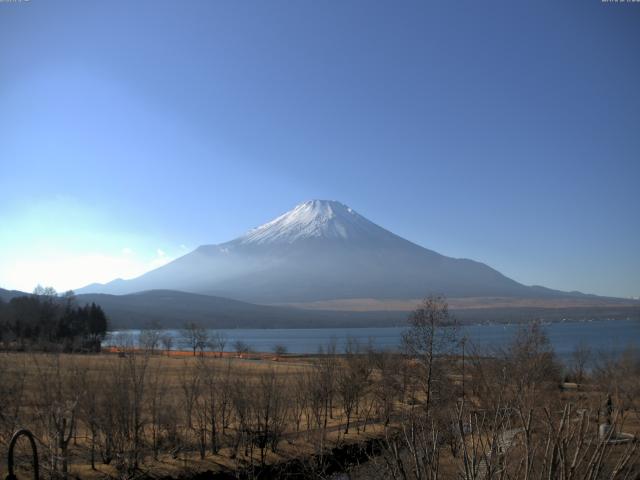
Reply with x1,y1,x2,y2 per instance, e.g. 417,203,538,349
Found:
0,349,395,479
1,312,639,480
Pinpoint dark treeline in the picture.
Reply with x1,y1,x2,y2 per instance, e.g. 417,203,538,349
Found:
0,286,108,352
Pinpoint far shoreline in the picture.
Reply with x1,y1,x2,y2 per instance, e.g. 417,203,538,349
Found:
106,315,639,333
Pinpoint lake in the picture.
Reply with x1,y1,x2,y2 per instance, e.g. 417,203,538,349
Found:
107,318,640,361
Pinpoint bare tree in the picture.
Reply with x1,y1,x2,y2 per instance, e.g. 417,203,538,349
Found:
234,340,251,356
180,360,201,432
0,353,26,445
249,369,289,464
32,354,81,480
379,415,442,480
114,331,135,354
160,333,174,354
273,344,288,358
139,320,162,354
402,295,457,415
371,349,402,426
78,368,103,470
569,341,592,385
303,340,338,461
230,375,251,459
183,322,209,356
197,357,225,454
211,331,227,357
594,345,640,424
127,351,150,471
103,350,151,475
289,372,308,436
336,338,371,434
192,366,209,460
206,359,234,436
506,322,562,411
147,358,169,460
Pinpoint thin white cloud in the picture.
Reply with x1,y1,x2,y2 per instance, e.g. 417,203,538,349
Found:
0,196,180,293
0,252,174,292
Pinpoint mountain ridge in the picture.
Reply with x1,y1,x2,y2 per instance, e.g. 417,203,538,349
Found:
76,200,609,304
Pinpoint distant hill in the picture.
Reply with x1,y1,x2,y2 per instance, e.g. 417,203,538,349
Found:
0,288,27,303
2,287,638,330
1,287,406,328
77,200,603,304
71,290,407,329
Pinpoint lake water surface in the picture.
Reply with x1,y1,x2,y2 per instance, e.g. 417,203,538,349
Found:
108,318,640,360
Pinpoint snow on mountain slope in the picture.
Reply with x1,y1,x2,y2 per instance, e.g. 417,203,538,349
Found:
238,200,389,244
76,200,580,303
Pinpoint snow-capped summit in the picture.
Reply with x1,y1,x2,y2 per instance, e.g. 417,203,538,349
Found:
77,200,575,304
238,200,390,245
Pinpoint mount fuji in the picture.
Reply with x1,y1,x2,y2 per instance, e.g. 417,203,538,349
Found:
78,200,587,304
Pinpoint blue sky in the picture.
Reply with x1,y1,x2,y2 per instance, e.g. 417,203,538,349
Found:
0,0,638,297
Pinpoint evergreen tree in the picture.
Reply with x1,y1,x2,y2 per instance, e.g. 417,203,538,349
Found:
0,291,109,352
